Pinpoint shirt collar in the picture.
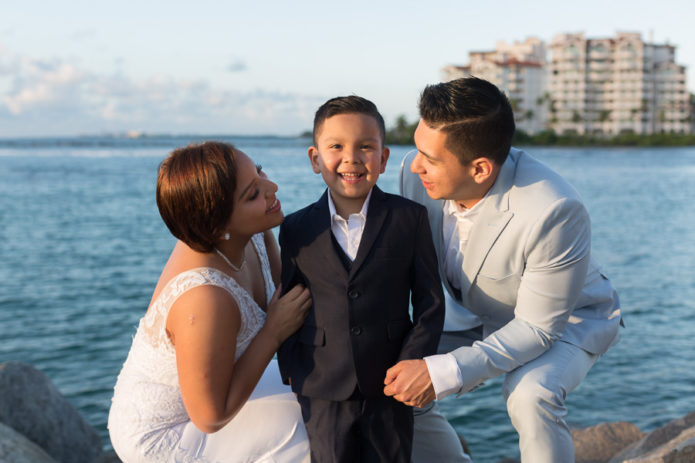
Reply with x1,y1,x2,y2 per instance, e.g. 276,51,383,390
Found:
444,190,489,218
327,188,373,222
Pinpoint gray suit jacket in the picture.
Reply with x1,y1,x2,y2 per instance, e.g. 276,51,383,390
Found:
400,148,621,393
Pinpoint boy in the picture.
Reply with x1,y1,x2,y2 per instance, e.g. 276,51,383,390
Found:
277,96,445,463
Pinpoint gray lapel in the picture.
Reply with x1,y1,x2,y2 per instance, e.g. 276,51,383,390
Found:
459,152,518,299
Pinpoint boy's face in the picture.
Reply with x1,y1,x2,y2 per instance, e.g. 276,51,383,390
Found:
309,113,389,216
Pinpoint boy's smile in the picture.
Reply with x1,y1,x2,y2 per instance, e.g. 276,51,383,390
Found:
309,113,389,218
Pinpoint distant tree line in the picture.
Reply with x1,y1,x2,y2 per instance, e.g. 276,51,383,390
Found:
382,115,695,147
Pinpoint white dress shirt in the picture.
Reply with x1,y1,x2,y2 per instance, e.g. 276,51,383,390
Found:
327,189,372,261
425,197,487,399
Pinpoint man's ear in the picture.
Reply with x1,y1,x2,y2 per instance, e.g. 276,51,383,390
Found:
308,147,321,174
470,157,495,184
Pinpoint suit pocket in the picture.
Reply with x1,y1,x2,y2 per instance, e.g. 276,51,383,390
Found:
299,325,325,346
474,273,521,309
387,319,413,341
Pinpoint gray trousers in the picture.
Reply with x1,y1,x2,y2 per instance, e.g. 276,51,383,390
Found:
412,329,598,463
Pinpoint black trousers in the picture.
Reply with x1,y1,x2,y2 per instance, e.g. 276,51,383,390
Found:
296,389,413,463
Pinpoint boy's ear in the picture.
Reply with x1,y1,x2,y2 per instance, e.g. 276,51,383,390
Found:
308,146,321,174
379,146,390,174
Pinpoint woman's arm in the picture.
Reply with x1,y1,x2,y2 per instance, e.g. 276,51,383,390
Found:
167,282,310,433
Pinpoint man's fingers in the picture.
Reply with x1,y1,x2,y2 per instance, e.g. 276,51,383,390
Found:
383,363,402,386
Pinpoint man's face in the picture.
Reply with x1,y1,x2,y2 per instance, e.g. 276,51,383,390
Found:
411,119,476,203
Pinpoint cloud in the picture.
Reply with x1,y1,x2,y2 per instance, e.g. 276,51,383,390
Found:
0,47,321,136
68,29,97,41
227,58,247,73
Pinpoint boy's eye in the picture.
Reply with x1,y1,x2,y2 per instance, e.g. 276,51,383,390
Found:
329,144,342,149
360,144,373,150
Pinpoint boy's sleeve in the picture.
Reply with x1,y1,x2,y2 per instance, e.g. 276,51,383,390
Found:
276,220,301,385
398,206,445,361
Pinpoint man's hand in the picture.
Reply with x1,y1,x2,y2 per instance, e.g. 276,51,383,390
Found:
383,359,436,408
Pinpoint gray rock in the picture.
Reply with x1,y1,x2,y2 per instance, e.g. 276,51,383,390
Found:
573,421,645,463
0,421,57,463
610,411,695,463
91,450,122,463
0,362,103,463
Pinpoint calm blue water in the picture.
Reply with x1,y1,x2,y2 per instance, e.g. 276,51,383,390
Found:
1,137,694,462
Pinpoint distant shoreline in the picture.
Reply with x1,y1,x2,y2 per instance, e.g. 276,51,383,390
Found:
2,132,695,149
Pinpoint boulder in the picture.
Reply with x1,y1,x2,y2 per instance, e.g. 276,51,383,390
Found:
91,450,123,463
573,421,645,463
0,362,103,463
0,421,56,463
610,411,695,463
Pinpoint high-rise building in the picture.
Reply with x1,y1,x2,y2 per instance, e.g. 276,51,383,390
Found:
442,37,548,134
548,32,690,135
442,32,692,136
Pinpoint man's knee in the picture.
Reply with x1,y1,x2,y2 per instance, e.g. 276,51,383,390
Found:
504,376,567,428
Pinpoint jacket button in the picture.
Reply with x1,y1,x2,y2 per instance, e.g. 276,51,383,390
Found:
348,290,360,299
351,326,362,335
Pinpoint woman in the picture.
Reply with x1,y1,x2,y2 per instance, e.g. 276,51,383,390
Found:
108,141,312,462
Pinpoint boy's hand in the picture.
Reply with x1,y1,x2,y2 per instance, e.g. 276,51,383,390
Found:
383,359,436,408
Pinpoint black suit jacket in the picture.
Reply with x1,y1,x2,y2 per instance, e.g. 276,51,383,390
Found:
277,186,444,400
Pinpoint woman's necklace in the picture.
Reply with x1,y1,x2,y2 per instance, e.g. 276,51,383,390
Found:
214,247,246,272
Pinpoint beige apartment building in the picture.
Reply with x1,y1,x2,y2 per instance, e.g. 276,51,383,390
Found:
442,37,548,134
549,32,690,135
443,32,691,136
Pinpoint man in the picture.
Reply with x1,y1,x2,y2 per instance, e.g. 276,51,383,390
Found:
384,77,622,462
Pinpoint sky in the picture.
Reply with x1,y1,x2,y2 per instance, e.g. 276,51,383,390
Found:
1,0,694,138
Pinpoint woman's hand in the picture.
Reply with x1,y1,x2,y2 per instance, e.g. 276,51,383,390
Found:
263,285,311,345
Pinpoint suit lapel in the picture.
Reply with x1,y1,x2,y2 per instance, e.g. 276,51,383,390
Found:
349,186,388,278
459,152,518,299
309,190,350,279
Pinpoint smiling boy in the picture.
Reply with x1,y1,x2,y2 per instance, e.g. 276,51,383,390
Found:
277,96,444,462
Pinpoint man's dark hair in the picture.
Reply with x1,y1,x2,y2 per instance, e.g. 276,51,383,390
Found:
313,95,386,145
418,77,515,165
156,141,238,253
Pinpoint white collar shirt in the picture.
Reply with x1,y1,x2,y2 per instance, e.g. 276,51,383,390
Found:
426,192,490,400
327,189,373,261
442,196,486,291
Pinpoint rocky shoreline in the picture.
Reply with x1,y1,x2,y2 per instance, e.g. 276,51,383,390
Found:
1,362,693,463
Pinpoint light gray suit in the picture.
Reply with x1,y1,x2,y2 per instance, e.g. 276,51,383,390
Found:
402,148,621,462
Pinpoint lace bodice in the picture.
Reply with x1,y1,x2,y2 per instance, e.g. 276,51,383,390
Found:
109,233,275,460
140,233,273,357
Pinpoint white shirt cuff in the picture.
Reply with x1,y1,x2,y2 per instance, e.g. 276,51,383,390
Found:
424,353,463,400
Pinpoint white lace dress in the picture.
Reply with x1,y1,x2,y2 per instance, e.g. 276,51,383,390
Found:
108,234,310,463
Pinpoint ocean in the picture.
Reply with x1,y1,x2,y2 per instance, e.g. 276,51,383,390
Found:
1,136,694,462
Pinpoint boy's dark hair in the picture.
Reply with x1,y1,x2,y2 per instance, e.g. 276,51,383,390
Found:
418,77,515,165
313,95,386,145
156,141,238,253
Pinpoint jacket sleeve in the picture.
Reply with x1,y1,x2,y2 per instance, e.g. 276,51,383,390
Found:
397,206,445,360
276,220,300,385
449,197,591,394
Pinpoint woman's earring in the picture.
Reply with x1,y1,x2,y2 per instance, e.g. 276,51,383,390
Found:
224,233,230,240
